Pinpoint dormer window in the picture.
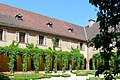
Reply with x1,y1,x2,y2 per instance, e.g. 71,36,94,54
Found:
15,14,23,21
68,28,74,33
46,22,53,28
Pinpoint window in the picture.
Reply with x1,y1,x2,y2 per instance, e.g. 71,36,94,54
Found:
0,29,3,40
77,42,80,48
56,38,59,47
25,33,29,43
68,28,74,33
16,32,19,42
19,32,25,43
68,41,71,49
39,35,44,45
46,22,53,28
80,43,85,51
36,35,47,45
80,43,83,50
3,29,7,41
0,29,7,41
15,13,23,21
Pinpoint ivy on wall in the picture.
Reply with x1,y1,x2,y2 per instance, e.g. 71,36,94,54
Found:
92,52,117,70
0,41,84,73
53,53,58,73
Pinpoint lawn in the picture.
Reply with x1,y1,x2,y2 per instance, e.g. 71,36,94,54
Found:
0,72,71,80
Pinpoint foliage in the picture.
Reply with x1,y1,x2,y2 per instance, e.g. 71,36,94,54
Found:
9,73,71,79
0,41,84,73
61,51,69,73
72,71,95,76
52,38,56,50
89,0,120,79
60,73,71,77
22,48,30,72
88,77,104,80
45,55,51,73
5,41,20,73
0,75,10,80
53,52,58,73
71,48,84,71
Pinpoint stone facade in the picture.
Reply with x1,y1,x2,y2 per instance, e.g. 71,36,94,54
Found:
0,4,99,71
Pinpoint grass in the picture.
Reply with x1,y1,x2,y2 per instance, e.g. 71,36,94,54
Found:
72,71,95,76
88,77,104,80
0,75,10,80
60,73,71,77
6,73,71,79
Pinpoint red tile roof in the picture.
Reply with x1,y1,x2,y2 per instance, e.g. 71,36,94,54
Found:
0,4,86,41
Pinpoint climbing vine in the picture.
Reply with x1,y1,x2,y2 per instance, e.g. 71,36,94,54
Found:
52,38,56,50
22,48,30,72
5,41,20,73
45,55,51,73
53,52,58,73
92,52,117,70
0,41,84,73
71,48,84,71
61,51,69,73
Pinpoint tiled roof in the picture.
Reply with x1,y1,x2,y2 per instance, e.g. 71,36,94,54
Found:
86,22,120,40
0,4,86,41
85,23,100,40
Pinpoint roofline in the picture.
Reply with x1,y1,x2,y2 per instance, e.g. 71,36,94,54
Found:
0,22,87,42
83,27,88,41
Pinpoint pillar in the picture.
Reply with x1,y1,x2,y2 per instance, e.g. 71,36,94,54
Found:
86,59,90,70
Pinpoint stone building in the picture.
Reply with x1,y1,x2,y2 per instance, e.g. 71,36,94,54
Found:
0,4,99,71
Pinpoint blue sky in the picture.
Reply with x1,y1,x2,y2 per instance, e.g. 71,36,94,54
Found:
0,0,97,26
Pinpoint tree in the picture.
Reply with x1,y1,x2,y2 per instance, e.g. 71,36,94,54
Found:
89,0,120,79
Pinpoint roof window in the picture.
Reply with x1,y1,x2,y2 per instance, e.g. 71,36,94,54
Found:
46,22,53,28
68,28,74,33
15,13,23,21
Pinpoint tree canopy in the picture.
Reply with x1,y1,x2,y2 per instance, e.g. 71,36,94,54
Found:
89,0,120,79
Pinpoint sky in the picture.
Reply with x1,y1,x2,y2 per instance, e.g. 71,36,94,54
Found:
0,0,97,27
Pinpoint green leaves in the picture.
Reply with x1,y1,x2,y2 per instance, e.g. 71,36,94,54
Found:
0,42,85,73
89,0,120,77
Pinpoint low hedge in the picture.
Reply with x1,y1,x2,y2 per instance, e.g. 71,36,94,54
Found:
0,75,10,80
9,73,71,79
88,77,104,80
60,73,71,77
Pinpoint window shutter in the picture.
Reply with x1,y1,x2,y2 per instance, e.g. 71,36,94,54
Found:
44,36,47,45
77,42,80,49
59,39,62,47
16,31,19,42
82,44,85,51
3,29,7,41
25,33,29,43
68,41,71,49
36,35,39,44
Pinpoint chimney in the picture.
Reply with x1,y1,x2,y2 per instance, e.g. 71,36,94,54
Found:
88,19,95,27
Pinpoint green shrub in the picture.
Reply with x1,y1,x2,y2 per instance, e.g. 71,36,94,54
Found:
86,71,95,75
0,75,10,80
89,77,104,80
61,73,71,77
52,74,61,77
76,72,88,76
39,74,51,79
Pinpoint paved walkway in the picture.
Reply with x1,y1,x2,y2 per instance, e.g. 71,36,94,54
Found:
41,71,92,80
41,74,89,80
3,71,120,80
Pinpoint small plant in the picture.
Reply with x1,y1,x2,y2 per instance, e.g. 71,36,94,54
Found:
61,73,71,77
0,75,10,80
